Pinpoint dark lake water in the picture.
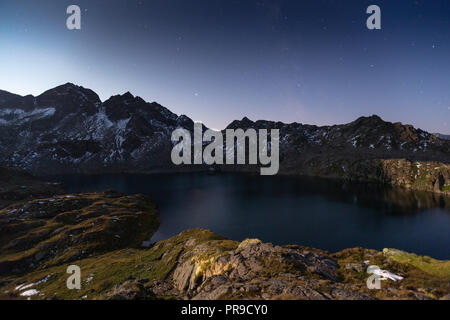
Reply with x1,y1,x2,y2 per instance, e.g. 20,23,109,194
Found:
51,173,450,259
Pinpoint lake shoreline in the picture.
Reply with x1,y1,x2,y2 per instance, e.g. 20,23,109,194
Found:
48,171,450,259
37,158,450,196
1,169,449,300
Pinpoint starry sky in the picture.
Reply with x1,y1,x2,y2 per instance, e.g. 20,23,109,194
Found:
0,0,449,132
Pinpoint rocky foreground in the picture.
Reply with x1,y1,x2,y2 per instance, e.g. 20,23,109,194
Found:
0,185,448,300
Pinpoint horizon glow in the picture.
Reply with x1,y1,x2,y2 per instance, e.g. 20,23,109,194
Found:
0,0,449,133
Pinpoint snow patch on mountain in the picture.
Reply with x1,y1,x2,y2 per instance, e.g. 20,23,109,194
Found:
0,107,55,125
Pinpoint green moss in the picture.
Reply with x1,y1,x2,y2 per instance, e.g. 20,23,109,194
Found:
0,192,159,280
383,248,450,279
0,229,235,299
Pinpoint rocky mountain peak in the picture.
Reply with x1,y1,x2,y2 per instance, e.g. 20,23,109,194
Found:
103,92,148,121
39,82,99,99
0,90,33,111
33,83,101,118
122,91,134,99
350,114,384,127
240,116,254,126
225,116,255,130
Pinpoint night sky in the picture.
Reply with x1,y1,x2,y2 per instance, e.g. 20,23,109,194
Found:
0,0,449,132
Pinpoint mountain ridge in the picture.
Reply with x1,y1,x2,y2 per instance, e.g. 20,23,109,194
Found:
1,83,446,132
0,84,449,193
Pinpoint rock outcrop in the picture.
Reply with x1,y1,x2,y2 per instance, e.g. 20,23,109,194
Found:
1,228,448,300
282,158,450,194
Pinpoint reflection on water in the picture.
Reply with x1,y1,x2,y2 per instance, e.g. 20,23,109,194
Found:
306,178,449,215
50,172,450,259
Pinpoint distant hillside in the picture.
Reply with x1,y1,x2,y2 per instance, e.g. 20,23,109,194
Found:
433,133,450,140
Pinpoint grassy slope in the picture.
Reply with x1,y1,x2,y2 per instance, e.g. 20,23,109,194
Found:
1,229,228,299
1,230,449,300
383,248,450,279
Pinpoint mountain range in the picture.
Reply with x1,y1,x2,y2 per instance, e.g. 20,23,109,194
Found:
433,133,450,140
0,83,448,193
